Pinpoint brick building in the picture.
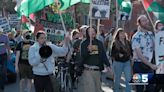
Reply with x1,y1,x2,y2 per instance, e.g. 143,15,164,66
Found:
71,0,158,36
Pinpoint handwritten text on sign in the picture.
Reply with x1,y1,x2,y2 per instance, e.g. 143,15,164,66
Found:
155,31,164,74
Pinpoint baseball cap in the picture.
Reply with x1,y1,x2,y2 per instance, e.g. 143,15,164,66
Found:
22,29,31,36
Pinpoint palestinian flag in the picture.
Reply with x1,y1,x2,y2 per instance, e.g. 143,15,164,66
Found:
120,1,132,14
118,0,123,6
117,0,132,14
159,55,164,62
59,0,90,11
117,0,132,20
143,0,164,23
81,0,90,3
21,15,35,32
15,0,54,17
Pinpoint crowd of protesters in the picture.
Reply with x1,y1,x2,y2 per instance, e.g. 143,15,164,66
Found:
0,14,164,92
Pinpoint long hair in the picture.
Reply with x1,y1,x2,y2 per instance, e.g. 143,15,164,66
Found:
114,28,131,54
86,27,97,40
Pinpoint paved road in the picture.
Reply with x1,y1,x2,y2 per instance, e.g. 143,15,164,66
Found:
4,72,135,92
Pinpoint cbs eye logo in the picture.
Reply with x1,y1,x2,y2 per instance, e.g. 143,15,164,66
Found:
132,73,148,83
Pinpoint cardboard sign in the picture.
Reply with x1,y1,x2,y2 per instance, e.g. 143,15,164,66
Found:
155,31,164,74
40,20,65,43
8,14,20,28
90,0,111,19
0,17,11,32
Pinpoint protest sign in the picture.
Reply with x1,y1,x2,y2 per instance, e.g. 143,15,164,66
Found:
0,17,11,32
155,31,164,74
90,0,111,19
40,20,65,44
8,14,20,28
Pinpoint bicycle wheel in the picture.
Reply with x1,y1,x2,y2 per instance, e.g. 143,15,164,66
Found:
65,74,73,92
73,77,78,89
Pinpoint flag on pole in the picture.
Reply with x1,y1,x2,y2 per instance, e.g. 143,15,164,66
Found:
81,0,90,3
59,0,90,11
117,0,123,6
29,13,36,22
15,0,55,17
117,0,132,15
120,1,132,14
118,0,132,20
21,15,29,23
143,0,154,11
143,0,164,23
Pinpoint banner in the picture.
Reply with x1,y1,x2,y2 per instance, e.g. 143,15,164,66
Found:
8,14,20,28
0,17,11,32
46,13,74,28
155,31,164,74
40,20,65,44
90,0,111,19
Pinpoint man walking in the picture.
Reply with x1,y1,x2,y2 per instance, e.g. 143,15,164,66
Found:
0,28,10,92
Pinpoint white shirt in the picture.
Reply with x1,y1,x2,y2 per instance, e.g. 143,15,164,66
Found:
131,29,154,62
28,42,68,75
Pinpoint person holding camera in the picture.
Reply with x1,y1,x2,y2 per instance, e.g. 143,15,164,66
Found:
28,31,69,92
15,30,34,92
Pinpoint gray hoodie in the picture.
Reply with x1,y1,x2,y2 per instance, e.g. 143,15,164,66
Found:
28,42,68,75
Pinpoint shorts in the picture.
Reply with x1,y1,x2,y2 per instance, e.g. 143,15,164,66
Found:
18,64,33,79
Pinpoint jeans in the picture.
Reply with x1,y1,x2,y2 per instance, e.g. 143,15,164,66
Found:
0,53,7,90
113,60,132,92
133,62,155,92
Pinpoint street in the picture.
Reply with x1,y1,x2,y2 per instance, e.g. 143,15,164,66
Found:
0,0,164,92
4,72,135,92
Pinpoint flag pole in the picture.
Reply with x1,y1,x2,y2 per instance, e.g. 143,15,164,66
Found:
111,0,119,49
97,19,100,35
116,0,119,29
56,0,67,33
109,0,119,56
89,0,92,45
59,12,67,33
141,0,155,30
89,0,92,28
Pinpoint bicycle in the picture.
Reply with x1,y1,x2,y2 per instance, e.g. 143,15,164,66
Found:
56,57,73,92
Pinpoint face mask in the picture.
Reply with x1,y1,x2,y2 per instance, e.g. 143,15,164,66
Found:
25,34,31,40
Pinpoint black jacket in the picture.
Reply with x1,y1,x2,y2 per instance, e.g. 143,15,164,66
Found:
111,40,132,62
80,39,110,70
